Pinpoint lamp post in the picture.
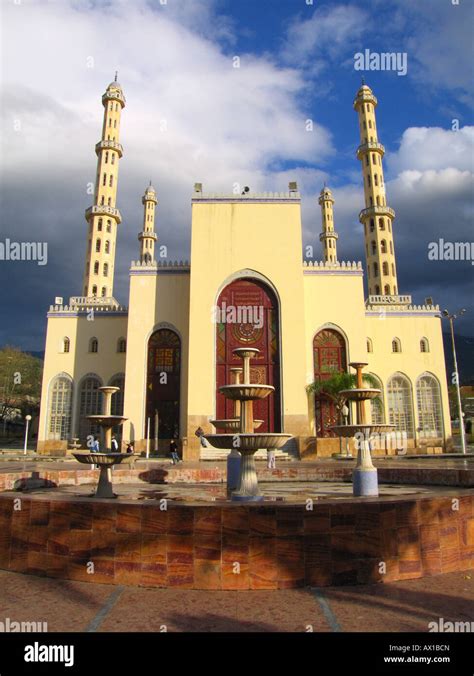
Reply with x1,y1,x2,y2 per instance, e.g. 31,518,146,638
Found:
24,415,32,455
442,309,467,455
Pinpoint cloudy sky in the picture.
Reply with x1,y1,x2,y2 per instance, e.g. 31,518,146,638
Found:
1,0,473,350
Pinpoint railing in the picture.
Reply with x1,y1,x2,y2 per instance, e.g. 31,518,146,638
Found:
356,142,385,159
366,295,412,305
85,205,122,224
359,205,395,222
95,140,123,157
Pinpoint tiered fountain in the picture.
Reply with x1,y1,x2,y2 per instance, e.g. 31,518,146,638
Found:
72,386,134,498
330,362,395,497
205,347,291,501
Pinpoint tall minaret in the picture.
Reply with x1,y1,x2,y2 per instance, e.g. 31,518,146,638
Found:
138,182,158,264
82,74,125,299
318,186,338,263
354,82,399,297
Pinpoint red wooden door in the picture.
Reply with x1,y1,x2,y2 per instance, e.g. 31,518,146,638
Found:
313,329,347,436
216,279,281,432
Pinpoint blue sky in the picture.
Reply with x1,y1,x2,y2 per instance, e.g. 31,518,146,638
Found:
0,0,473,349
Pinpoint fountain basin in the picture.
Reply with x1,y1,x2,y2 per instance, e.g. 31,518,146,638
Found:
86,415,128,427
330,424,396,438
204,433,292,451
339,388,381,402
219,384,274,401
73,452,136,466
209,418,264,432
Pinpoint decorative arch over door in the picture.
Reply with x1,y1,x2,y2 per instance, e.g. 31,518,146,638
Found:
146,328,181,440
313,328,347,436
216,278,281,432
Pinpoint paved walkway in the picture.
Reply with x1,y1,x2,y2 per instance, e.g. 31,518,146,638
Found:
0,569,471,632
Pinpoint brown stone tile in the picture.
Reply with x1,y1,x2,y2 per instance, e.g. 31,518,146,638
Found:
457,496,473,520
9,547,28,572
10,500,30,529
222,507,249,536
460,518,474,548
67,557,92,582
305,534,331,566
117,505,141,533
277,537,304,588
10,528,29,552
420,525,440,553
397,527,421,561
27,550,49,576
193,560,221,589
380,503,397,530
69,503,93,531
68,530,91,558
90,557,115,584
459,549,474,570
167,535,193,565
47,529,70,556
167,563,194,588
46,554,69,578
331,560,358,586
330,505,356,532
115,533,141,562
249,537,277,590
418,499,440,526
49,501,71,530
221,561,249,590
439,523,459,549
91,531,116,559
398,559,422,579
357,558,384,584
0,533,11,568
194,535,221,562
141,534,167,562
92,503,117,532
355,504,381,530
396,501,419,527
140,560,167,587
141,505,167,535
421,550,442,576
437,498,459,525
381,529,398,558
28,526,48,553
115,561,141,585
441,547,460,574
380,558,399,582
276,507,304,537
168,507,194,536
29,500,50,527
194,507,221,536
250,507,277,536
222,534,248,564
304,506,330,534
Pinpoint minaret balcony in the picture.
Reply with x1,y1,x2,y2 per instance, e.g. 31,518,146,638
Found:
95,140,123,158
359,205,395,223
138,231,158,241
102,91,126,107
319,231,339,241
356,142,385,160
353,91,377,109
85,205,122,224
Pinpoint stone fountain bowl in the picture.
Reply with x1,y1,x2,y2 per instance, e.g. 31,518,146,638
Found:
329,423,396,438
209,419,264,431
218,384,275,401
72,452,137,465
204,433,292,451
86,415,128,426
339,388,381,402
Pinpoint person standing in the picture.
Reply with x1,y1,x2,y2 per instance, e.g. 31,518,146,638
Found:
170,439,180,464
267,447,276,470
111,435,119,453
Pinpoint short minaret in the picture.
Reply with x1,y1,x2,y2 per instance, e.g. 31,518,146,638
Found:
354,82,399,297
82,74,125,299
318,186,338,263
138,182,158,264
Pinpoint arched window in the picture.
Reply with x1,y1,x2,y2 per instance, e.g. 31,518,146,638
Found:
105,151,109,164
392,263,395,276
390,241,393,254
111,154,115,165
97,218,103,231
384,284,391,295
103,263,108,277
78,376,102,441
106,220,112,232
108,197,112,206
93,261,99,274
373,262,378,277
102,173,106,186
62,337,70,353
109,175,113,187
376,196,381,206
387,373,414,438
117,337,126,353
416,374,442,438
379,218,385,230
381,240,387,253
147,329,181,439
374,174,378,186
374,284,380,294
48,375,73,440
105,240,110,254
370,219,375,232
366,337,373,353
100,196,105,205
420,338,429,353
110,373,125,441
89,337,98,353
101,287,107,297
368,119,372,128
366,155,369,166
382,262,389,276
371,240,376,255
369,373,385,425
96,239,101,253
392,338,401,353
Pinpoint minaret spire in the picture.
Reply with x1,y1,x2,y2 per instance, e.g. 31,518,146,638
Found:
318,186,338,263
82,78,126,299
138,183,158,264
354,82,399,297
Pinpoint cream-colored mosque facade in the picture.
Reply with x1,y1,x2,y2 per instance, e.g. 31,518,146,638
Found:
37,79,452,458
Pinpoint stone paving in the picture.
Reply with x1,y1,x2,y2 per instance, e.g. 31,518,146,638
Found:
0,569,471,632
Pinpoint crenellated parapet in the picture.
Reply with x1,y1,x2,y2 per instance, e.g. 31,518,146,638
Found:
303,260,363,271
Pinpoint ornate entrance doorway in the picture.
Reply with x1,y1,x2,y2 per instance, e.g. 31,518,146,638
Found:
313,328,347,436
146,328,180,440
216,278,281,432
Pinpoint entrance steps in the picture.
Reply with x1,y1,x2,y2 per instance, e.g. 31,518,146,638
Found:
200,439,298,462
